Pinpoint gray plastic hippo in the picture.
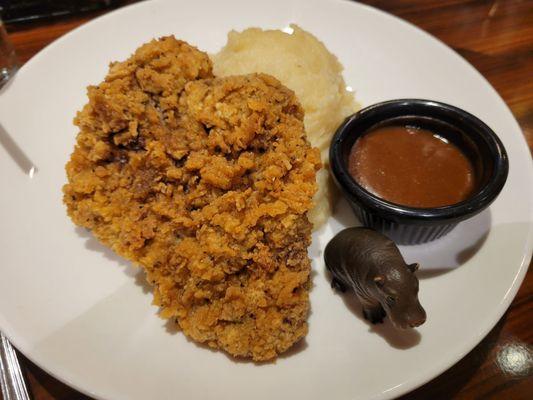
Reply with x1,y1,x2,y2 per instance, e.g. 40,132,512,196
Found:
324,227,426,329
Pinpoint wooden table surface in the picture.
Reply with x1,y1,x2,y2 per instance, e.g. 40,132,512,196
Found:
2,0,532,399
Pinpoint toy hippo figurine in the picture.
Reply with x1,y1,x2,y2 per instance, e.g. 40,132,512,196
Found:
324,227,426,329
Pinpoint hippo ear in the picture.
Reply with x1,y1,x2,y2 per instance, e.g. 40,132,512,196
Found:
408,263,419,273
373,275,385,287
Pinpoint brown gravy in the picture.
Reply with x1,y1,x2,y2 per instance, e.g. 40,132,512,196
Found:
348,125,477,208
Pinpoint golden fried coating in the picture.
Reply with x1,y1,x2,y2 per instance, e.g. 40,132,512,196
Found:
63,36,320,361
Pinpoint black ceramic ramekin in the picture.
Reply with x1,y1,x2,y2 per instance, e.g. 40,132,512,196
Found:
330,99,509,245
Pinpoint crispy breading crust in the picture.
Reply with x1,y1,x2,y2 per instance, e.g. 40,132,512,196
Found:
63,36,320,361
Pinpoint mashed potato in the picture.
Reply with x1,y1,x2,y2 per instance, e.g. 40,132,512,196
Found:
213,24,359,228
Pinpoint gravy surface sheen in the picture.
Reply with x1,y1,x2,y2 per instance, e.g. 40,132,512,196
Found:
348,125,476,208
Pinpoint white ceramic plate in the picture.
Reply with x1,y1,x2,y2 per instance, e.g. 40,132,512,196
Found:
0,0,531,399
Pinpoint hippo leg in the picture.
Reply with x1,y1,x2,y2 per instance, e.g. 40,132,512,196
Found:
362,303,386,324
331,277,347,292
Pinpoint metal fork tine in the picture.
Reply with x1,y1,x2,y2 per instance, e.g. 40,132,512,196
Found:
0,331,30,400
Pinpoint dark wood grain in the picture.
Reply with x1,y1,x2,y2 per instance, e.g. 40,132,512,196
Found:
2,0,532,399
